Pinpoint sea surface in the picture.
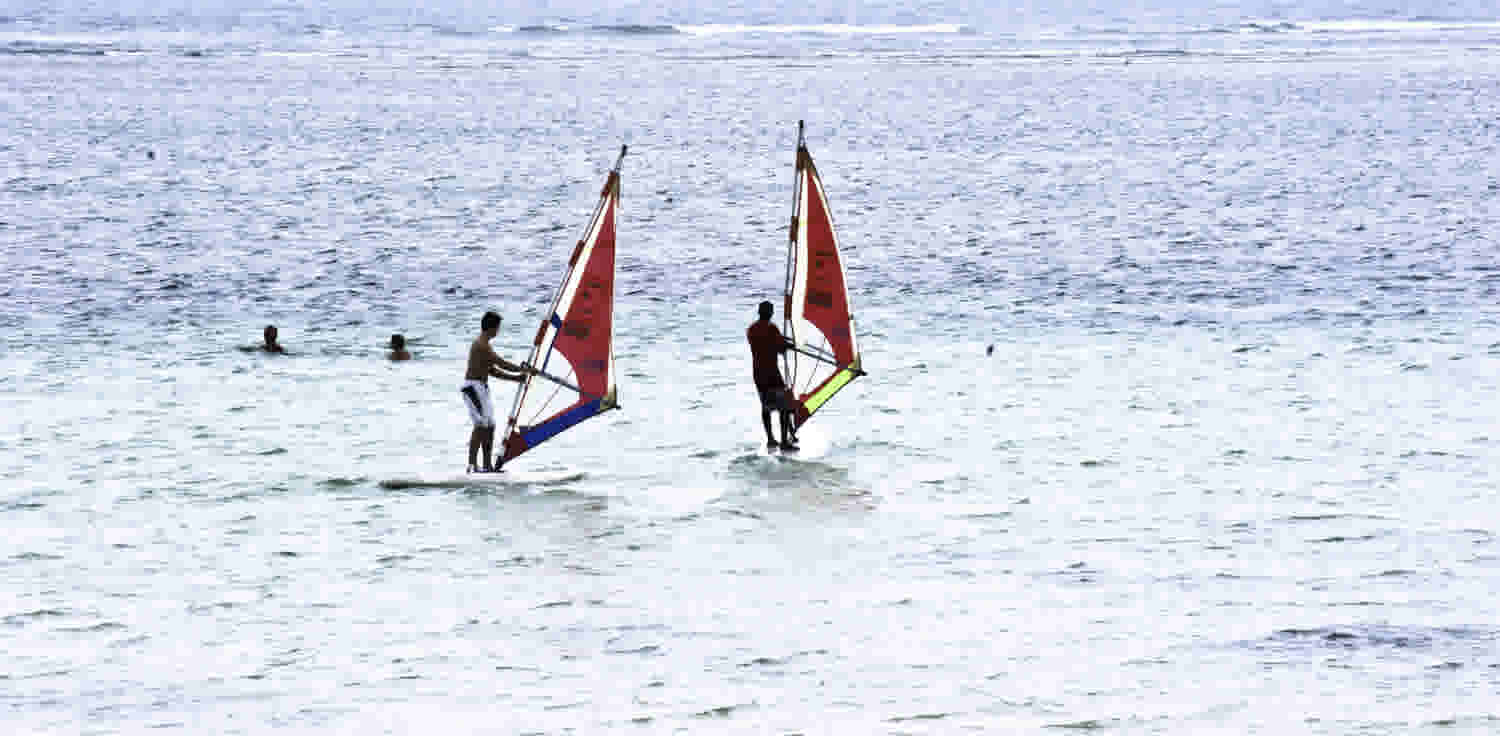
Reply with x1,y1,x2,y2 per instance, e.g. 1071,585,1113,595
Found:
4,2,1500,733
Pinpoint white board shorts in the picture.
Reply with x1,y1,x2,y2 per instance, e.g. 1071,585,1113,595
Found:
460,379,495,428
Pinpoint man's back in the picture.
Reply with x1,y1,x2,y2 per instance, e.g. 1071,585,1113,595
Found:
746,320,786,391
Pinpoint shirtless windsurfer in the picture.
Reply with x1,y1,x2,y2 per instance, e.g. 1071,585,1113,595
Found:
462,311,531,472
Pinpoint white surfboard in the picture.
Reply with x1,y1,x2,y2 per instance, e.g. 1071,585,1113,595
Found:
378,469,586,491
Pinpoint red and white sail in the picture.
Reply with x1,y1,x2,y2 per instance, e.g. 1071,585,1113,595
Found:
501,146,625,466
783,122,864,428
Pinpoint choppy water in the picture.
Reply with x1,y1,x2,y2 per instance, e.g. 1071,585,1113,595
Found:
5,4,1500,733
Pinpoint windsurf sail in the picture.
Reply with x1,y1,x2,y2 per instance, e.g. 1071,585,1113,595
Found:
500,146,625,467
783,121,865,429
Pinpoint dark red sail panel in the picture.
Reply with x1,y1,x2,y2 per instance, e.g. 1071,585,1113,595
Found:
799,154,856,365
552,190,615,402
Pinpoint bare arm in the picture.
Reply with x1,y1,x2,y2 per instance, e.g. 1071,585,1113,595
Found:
486,345,533,382
493,368,524,382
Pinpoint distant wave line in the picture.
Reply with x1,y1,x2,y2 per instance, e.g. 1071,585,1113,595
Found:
1066,18,1500,37
1294,18,1500,33
677,23,972,36
490,22,972,36
491,23,679,35
491,18,1497,39
1219,18,1500,34
0,38,125,56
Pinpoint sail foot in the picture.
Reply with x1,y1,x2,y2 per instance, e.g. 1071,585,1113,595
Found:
501,398,607,464
794,366,859,428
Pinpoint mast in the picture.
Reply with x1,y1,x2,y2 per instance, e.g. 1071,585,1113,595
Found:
782,120,805,389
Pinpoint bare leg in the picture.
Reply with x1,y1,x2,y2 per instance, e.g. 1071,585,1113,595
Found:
480,426,496,471
779,389,799,449
468,427,483,470
779,411,798,449
761,407,777,447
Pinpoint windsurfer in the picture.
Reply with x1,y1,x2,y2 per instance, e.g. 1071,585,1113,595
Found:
747,300,798,450
462,311,531,472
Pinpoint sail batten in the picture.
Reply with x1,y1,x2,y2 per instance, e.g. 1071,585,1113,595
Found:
782,123,863,429
500,147,625,467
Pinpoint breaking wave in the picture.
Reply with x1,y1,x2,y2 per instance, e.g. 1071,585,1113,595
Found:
503,22,970,36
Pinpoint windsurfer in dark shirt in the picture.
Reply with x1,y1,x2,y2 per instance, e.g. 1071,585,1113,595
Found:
747,301,798,450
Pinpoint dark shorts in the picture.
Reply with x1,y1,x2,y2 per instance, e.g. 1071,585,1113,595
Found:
759,387,792,412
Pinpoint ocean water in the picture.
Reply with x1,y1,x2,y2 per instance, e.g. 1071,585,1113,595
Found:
4,3,1500,733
